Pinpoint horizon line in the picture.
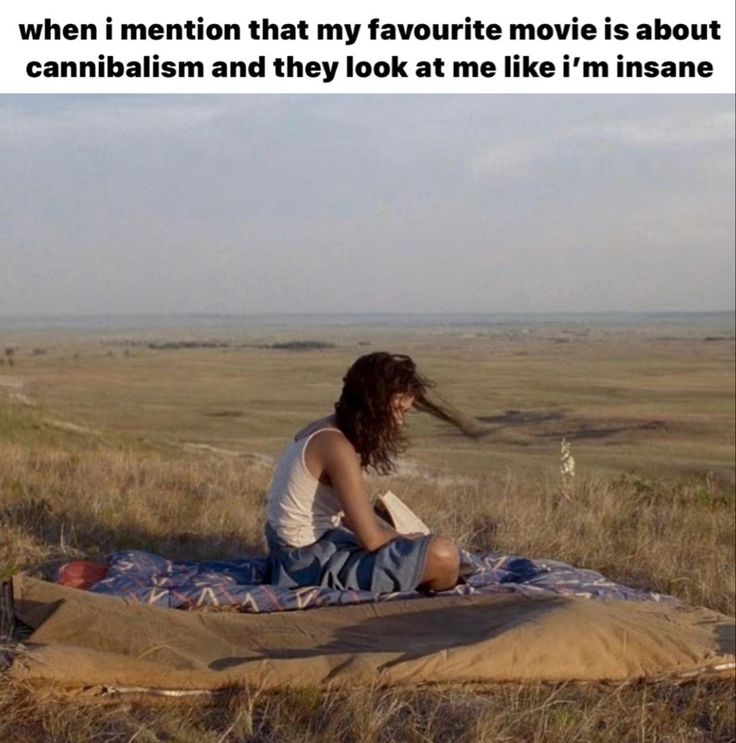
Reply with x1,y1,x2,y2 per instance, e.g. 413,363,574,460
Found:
1,309,734,319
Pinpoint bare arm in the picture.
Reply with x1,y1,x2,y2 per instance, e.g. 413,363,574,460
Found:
313,431,397,552
344,510,403,539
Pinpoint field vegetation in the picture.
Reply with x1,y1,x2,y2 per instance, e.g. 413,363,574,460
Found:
0,321,734,741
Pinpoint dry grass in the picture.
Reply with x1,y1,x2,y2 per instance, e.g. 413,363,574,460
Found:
0,325,734,741
0,674,734,742
3,327,734,482
1,428,734,740
0,442,272,578
1,441,733,612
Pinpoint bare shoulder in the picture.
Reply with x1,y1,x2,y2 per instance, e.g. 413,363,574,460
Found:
302,425,358,482
310,429,360,471
294,414,337,440
311,428,352,454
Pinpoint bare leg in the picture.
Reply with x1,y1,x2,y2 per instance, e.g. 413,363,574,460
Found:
419,535,460,591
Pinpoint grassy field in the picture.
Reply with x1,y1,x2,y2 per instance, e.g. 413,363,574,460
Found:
1,319,734,741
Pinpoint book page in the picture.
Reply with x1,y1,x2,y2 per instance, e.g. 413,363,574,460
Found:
377,491,431,535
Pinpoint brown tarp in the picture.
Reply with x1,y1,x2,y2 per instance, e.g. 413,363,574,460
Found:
10,575,735,691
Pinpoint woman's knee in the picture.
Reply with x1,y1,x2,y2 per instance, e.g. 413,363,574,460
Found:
423,536,460,587
428,536,460,570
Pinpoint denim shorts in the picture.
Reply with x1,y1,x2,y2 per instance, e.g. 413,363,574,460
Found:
266,523,433,594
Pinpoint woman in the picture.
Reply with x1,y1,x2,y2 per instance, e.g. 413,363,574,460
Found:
265,352,477,594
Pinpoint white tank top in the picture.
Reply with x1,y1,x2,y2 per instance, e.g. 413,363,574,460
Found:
266,427,345,548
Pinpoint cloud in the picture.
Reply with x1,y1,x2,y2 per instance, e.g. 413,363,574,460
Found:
0,96,227,141
471,101,735,179
572,109,735,146
0,94,733,315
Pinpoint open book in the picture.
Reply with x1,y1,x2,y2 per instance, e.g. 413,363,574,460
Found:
374,491,431,535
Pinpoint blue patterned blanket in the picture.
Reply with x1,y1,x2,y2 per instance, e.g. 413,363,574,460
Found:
87,549,674,611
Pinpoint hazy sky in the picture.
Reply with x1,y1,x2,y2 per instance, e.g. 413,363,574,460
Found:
1,94,734,315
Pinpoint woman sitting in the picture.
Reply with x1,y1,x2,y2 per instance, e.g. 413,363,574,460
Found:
265,352,474,594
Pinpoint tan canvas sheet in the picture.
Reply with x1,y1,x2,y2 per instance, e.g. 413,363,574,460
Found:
10,576,735,691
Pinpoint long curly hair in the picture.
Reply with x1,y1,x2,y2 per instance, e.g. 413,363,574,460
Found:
334,352,484,475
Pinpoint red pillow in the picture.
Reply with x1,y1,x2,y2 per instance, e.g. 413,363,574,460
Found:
57,561,108,589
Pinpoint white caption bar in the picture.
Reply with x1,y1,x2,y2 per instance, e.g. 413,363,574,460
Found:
0,0,733,93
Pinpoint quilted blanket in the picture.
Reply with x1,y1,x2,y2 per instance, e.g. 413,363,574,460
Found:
85,548,675,611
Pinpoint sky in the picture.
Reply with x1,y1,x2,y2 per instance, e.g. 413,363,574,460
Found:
0,94,734,315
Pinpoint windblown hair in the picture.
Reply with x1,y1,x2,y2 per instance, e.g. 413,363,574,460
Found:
334,352,485,475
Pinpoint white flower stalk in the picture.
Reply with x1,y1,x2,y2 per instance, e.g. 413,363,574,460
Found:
560,438,576,499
